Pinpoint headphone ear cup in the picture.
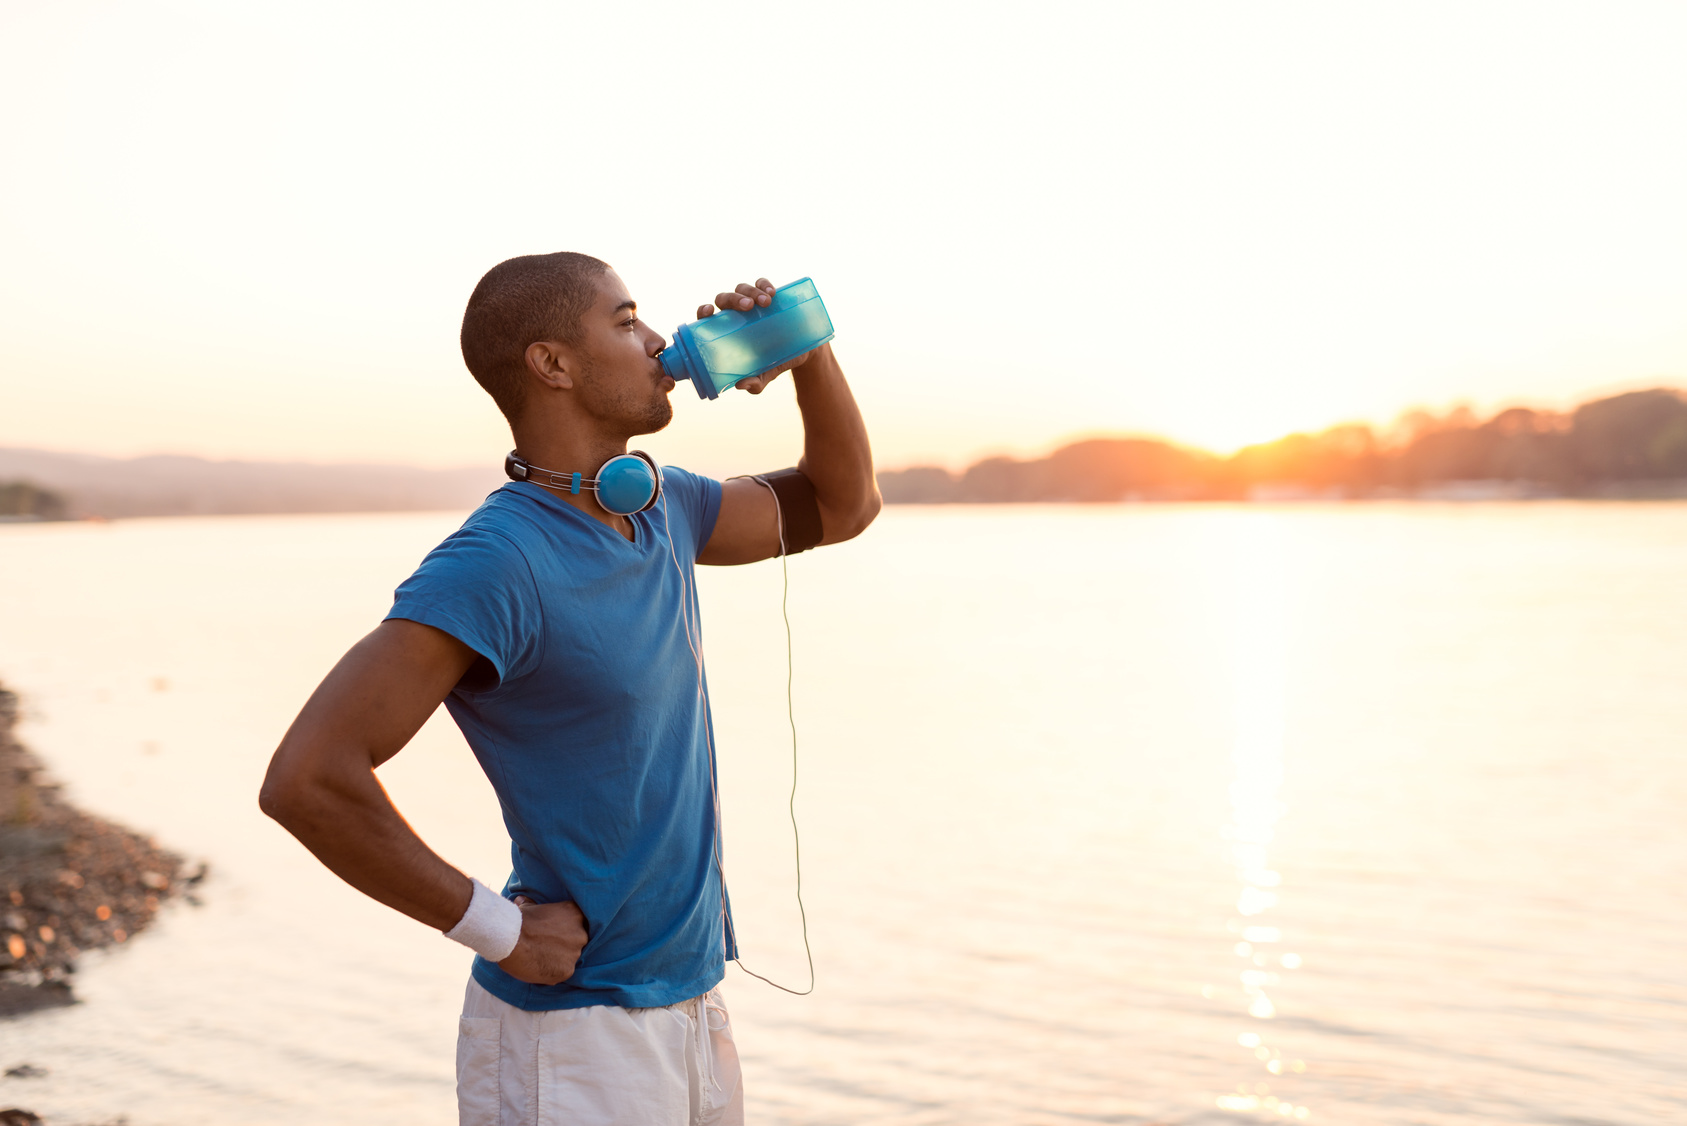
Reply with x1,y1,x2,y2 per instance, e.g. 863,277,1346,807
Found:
594,453,661,516
627,450,662,513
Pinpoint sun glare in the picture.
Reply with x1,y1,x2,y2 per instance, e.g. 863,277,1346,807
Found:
1214,514,1313,1117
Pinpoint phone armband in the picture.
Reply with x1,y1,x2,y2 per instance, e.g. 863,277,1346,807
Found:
759,468,824,554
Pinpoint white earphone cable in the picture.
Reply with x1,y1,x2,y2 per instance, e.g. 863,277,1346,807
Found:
660,478,814,997
732,475,814,996
658,492,732,969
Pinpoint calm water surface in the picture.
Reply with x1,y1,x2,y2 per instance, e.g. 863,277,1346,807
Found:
0,504,1683,1124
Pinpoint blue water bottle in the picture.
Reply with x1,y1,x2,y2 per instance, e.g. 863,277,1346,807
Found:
659,278,836,400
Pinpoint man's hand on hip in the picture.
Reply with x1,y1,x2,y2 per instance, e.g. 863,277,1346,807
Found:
498,896,589,985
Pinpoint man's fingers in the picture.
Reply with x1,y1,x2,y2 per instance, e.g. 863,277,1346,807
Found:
704,279,776,317
714,282,773,311
735,282,771,307
496,898,589,985
738,370,784,395
512,894,534,906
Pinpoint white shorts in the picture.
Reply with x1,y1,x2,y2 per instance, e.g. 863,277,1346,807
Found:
455,976,744,1126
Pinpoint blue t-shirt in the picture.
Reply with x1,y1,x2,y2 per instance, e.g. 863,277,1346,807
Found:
386,470,735,1011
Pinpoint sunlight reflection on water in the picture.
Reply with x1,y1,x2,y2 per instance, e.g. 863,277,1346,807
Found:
1212,516,1311,1120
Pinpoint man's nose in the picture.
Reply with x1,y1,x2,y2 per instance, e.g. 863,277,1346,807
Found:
641,322,665,355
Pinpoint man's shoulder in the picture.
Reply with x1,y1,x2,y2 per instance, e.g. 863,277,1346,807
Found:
660,464,709,489
657,465,724,543
408,488,545,581
458,484,539,535
389,487,550,685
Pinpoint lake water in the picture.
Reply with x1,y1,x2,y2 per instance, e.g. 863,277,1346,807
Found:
1,504,1684,1125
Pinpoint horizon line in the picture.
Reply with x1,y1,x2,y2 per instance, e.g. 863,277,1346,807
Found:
4,381,1681,476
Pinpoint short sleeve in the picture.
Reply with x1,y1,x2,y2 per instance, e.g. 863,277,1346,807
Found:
660,466,723,557
386,525,544,691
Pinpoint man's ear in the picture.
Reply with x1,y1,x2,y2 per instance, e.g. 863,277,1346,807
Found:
525,340,575,390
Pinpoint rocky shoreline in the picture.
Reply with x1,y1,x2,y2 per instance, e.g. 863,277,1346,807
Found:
0,685,199,1019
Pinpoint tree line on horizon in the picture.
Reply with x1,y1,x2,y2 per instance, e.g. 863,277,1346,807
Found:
877,387,1687,503
0,480,68,520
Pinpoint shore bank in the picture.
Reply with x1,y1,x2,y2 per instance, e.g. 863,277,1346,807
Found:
0,685,198,1018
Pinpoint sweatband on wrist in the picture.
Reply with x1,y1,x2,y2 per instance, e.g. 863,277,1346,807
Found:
443,878,523,962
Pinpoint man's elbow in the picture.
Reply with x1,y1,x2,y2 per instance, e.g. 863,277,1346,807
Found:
258,756,316,830
825,486,883,544
258,770,297,826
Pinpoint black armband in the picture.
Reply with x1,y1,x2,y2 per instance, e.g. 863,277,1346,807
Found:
760,467,824,554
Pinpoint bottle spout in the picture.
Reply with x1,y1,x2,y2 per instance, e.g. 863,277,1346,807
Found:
660,329,719,399
658,346,689,384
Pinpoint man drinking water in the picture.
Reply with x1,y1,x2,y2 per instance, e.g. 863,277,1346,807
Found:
260,252,879,1125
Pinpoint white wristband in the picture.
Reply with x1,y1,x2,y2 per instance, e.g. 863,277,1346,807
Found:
443,878,523,963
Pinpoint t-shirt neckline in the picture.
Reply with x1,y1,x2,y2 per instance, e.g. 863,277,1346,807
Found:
507,481,652,553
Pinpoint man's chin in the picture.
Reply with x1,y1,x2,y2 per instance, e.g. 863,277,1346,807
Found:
632,398,674,436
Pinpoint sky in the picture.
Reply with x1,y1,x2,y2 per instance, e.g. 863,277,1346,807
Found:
3,1,1687,475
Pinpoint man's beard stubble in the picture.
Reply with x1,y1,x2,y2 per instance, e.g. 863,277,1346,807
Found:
576,355,674,437
638,391,675,436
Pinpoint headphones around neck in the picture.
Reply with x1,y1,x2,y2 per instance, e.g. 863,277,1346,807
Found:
504,449,663,516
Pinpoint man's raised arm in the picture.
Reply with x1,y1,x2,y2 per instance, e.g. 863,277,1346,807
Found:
258,618,586,984
697,279,882,566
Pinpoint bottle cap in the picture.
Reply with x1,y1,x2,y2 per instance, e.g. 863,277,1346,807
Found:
659,330,720,399
658,344,690,385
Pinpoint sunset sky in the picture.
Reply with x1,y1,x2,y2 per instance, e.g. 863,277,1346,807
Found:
4,2,1687,476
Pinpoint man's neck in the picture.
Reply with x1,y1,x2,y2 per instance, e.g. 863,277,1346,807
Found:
510,427,635,537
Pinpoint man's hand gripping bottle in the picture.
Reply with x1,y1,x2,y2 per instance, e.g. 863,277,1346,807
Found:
659,278,835,399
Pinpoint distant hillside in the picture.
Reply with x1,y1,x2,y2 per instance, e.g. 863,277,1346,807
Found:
11,385,1685,518
0,480,69,521
879,387,1687,503
0,448,503,519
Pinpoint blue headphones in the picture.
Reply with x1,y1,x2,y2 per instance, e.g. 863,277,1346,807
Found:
504,449,662,516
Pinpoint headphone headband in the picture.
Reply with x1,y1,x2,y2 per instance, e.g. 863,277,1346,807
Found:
505,450,662,515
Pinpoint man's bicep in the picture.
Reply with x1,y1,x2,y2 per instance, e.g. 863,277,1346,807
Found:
282,619,479,771
698,477,782,566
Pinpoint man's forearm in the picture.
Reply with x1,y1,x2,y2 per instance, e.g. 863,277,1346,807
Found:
262,756,471,932
263,723,587,985
792,344,880,541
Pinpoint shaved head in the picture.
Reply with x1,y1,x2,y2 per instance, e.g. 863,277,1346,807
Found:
460,252,610,424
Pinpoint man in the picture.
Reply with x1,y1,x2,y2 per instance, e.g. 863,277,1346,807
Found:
259,252,879,1125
